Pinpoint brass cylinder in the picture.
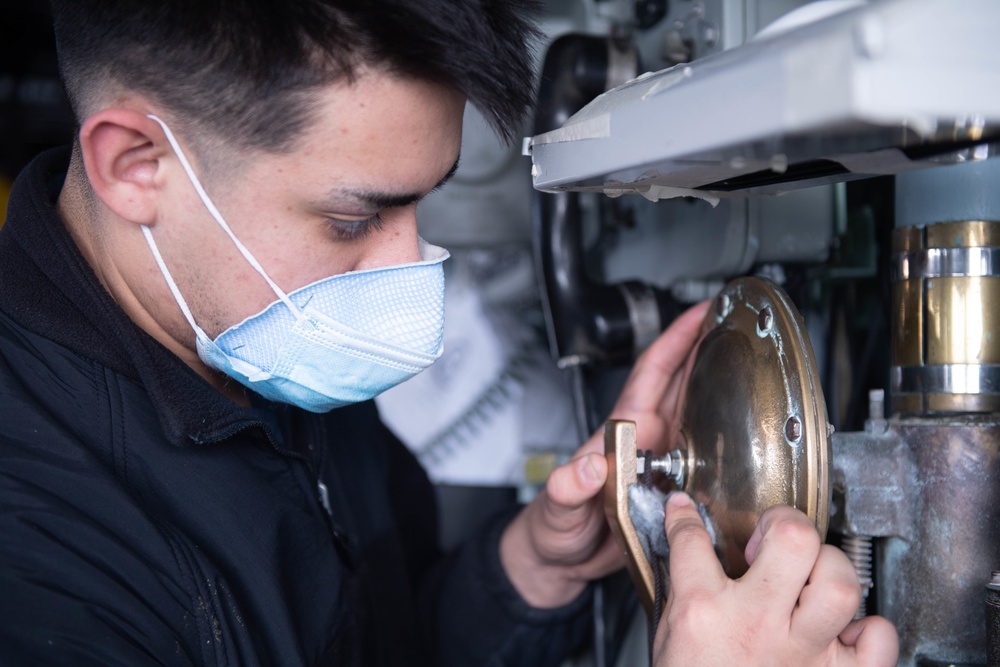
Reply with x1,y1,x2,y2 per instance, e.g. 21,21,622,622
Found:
892,220,1000,415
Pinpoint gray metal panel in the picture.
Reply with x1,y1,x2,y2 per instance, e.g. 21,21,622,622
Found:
529,0,1000,197
896,158,1000,228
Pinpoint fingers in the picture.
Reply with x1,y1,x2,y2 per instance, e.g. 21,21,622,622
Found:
790,544,862,649
742,506,821,616
541,452,607,532
657,497,900,667
570,301,711,461
664,492,726,598
613,301,710,418
840,616,900,667
533,451,624,577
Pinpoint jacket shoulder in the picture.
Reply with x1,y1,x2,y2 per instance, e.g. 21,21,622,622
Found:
0,313,202,665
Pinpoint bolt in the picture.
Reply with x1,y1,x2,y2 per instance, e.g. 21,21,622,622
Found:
758,307,773,334
868,389,885,421
641,449,687,487
785,415,802,443
865,388,889,435
991,571,1000,587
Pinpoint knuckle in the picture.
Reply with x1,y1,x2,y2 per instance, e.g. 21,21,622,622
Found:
668,594,716,635
667,517,708,548
768,515,819,552
823,575,862,616
671,594,768,655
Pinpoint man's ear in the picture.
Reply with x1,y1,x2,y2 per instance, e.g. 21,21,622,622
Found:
78,109,172,226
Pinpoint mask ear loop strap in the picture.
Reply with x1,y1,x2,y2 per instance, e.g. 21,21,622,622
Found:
140,224,208,338
146,114,303,319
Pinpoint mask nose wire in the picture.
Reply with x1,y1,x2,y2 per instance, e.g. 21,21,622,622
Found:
146,114,303,319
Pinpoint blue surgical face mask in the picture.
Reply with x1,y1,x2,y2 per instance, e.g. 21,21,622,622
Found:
142,114,448,412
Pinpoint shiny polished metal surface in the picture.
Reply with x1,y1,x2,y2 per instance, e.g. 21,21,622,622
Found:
892,220,1000,414
603,277,831,614
926,276,1000,364
676,276,830,576
894,247,1000,280
893,365,1000,395
892,276,923,367
926,220,1000,248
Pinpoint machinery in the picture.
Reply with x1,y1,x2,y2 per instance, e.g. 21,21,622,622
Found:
3,0,997,664
524,0,1000,664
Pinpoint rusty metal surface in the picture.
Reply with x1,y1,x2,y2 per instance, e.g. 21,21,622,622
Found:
829,426,914,540
869,418,1000,666
676,277,830,577
988,572,1000,667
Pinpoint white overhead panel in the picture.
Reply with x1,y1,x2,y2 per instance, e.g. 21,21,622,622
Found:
528,0,1000,199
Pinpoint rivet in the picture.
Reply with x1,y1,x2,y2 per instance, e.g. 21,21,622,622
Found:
758,307,773,334
785,415,802,443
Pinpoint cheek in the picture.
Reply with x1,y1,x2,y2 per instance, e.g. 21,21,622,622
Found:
155,224,276,337
252,231,367,289
177,246,273,337
203,187,368,294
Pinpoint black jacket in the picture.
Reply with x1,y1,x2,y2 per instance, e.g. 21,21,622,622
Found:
0,149,591,666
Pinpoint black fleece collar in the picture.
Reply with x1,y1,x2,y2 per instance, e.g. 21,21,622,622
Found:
0,148,281,447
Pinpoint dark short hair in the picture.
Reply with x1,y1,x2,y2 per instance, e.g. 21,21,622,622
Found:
49,0,540,151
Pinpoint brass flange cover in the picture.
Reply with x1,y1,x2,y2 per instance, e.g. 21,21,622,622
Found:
679,276,830,576
604,277,831,613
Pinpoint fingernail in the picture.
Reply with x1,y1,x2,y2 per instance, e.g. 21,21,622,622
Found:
668,491,692,507
578,455,600,486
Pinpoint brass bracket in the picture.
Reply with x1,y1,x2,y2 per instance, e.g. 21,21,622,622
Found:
603,419,657,617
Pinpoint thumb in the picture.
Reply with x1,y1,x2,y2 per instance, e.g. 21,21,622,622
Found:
541,452,607,530
839,616,900,667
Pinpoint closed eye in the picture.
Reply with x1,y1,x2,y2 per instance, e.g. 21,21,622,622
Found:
324,213,386,241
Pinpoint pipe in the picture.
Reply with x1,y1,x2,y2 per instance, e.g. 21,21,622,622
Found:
532,34,682,367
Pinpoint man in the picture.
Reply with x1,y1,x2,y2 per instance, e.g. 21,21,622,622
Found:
0,1,897,665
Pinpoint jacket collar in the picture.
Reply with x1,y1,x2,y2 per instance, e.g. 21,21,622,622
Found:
0,147,280,447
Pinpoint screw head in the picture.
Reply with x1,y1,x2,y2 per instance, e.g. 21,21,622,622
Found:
785,415,802,443
758,307,774,334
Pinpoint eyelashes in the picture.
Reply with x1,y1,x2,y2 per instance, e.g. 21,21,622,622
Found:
325,213,386,241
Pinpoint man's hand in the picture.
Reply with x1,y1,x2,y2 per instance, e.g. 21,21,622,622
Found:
499,301,710,608
656,494,899,666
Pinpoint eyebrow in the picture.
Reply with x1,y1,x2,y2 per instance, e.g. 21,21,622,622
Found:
329,154,461,211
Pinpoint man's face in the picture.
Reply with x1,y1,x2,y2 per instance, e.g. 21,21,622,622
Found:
147,71,465,344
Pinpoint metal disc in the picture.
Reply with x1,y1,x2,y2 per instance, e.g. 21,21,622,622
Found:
675,277,830,577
